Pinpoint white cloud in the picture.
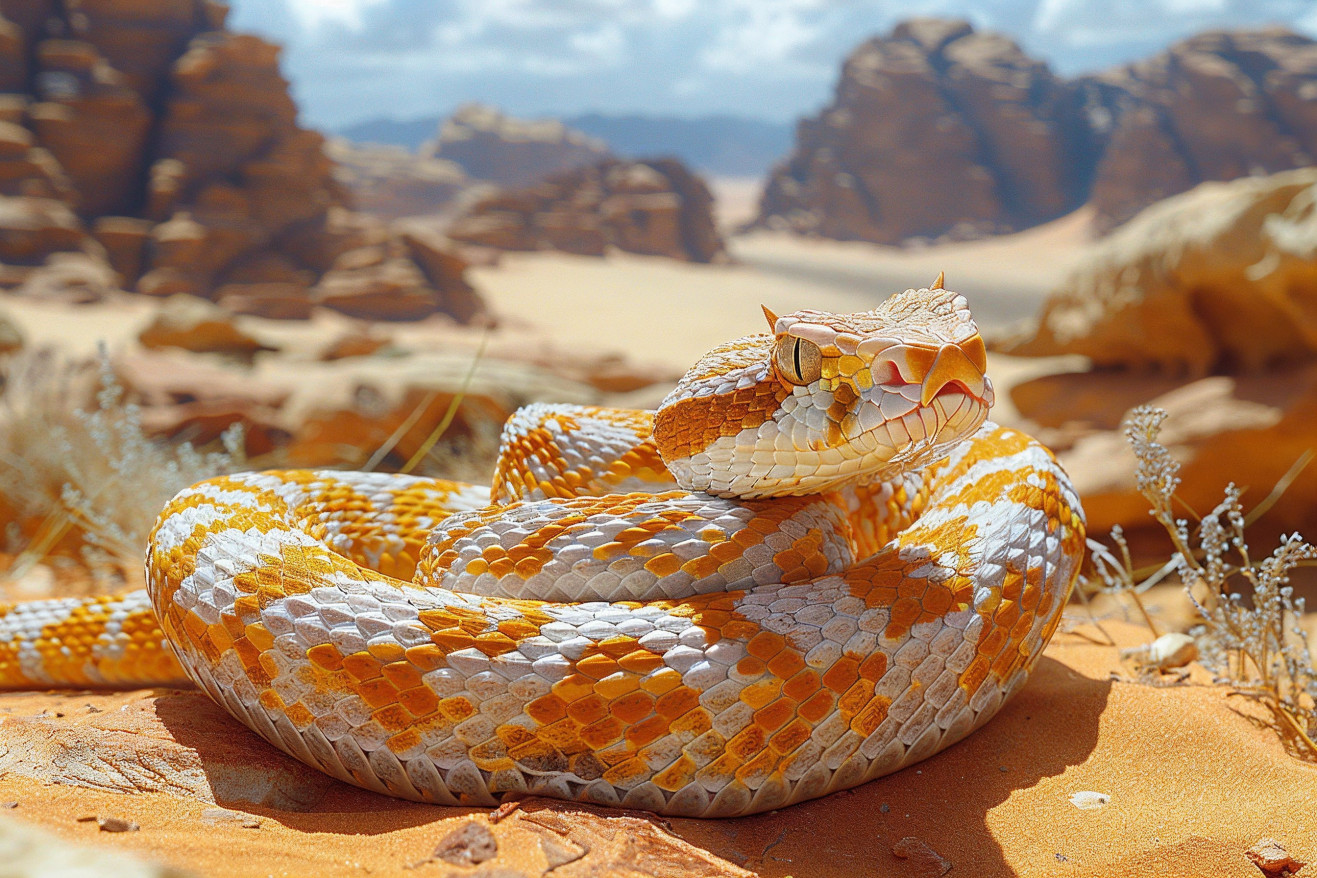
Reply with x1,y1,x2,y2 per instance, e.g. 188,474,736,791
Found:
227,0,1317,128
283,0,387,31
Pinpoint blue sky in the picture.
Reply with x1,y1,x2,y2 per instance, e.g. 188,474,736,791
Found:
227,0,1317,129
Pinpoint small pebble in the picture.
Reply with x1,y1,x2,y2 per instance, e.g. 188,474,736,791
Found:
892,837,952,876
1148,632,1198,669
75,814,98,823
1246,837,1306,876
98,817,139,833
1069,791,1110,810
0,802,16,809
880,803,890,813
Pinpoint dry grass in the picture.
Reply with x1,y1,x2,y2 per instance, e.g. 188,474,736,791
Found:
0,350,245,577
1086,406,1317,759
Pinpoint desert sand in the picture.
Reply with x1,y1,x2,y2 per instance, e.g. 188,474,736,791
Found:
2,223,1314,877
466,208,1094,377
1,618,1311,877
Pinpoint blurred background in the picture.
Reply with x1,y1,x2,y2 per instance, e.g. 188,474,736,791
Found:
0,0,1316,587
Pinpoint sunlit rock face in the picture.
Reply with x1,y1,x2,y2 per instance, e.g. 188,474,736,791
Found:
755,20,1317,243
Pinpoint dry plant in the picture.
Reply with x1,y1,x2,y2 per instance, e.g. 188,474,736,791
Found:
0,350,244,577
1086,405,1317,759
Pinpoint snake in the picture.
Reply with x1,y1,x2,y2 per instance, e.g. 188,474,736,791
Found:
0,285,1084,818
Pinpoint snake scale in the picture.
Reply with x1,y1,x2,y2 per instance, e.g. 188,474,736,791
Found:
0,286,1084,818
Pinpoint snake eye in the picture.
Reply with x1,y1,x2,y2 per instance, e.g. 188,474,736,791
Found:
773,337,823,386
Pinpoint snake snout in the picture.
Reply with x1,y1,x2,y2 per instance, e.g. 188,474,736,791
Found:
919,340,990,406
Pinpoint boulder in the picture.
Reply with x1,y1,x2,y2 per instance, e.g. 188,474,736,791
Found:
312,255,444,322
755,18,1087,244
1012,367,1317,546
93,215,153,285
137,294,271,355
758,22,1317,242
214,282,314,320
326,138,470,220
0,0,487,325
999,168,1317,374
27,39,154,216
0,194,87,263
449,158,725,263
0,308,23,353
1082,28,1317,231
999,166,1317,551
11,250,120,302
425,103,612,188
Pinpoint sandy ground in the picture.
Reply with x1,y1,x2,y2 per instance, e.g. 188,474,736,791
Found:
9,221,1313,877
468,210,1093,377
1,618,1312,878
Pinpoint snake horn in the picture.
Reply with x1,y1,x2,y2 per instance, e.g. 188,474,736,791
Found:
930,271,945,290
761,304,779,331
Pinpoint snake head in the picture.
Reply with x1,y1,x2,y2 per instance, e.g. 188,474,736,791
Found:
654,286,994,498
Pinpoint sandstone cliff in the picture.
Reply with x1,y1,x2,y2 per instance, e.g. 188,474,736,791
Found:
0,0,484,323
999,167,1317,545
756,20,1317,243
424,103,612,189
447,158,725,263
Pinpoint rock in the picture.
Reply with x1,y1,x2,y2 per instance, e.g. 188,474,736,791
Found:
1083,28,1317,231
425,103,611,188
11,250,120,302
758,22,1317,242
1035,368,1317,550
1068,791,1111,810
0,4,487,324
1147,633,1198,670
430,822,497,866
0,195,86,263
319,328,391,361
400,230,486,324
756,19,1087,244
312,253,443,322
0,15,24,92
1246,838,1307,876
0,690,340,810
214,283,314,320
892,836,953,876
326,138,470,220
93,215,153,286
449,158,725,263
0,309,23,353
137,294,271,356
287,384,513,470
999,168,1317,374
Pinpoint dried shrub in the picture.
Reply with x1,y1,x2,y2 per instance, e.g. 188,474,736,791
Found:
1087,406,1317,758
0,350,244,574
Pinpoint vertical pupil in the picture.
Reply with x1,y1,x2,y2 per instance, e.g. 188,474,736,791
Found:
792,338,802,380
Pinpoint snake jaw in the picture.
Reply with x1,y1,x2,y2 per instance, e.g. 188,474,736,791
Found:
654,287,994,499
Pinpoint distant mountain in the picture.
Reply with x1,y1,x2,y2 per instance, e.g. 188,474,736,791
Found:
563,114,791,178
336,116,437,150
333,112,792,178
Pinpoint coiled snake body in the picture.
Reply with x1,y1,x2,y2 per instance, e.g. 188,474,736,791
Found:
0,287,1084,818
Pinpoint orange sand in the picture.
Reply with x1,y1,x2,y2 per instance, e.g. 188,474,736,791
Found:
1,619,1312,877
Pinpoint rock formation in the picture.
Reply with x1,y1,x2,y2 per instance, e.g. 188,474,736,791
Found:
1080,28,1317,231
757,21,1317,243
756,19,1090,244
999,168,1317,545
448,158,725,263
424,103,612,189
326,138,472,220
0,0,485,323
1000,167,1317,374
